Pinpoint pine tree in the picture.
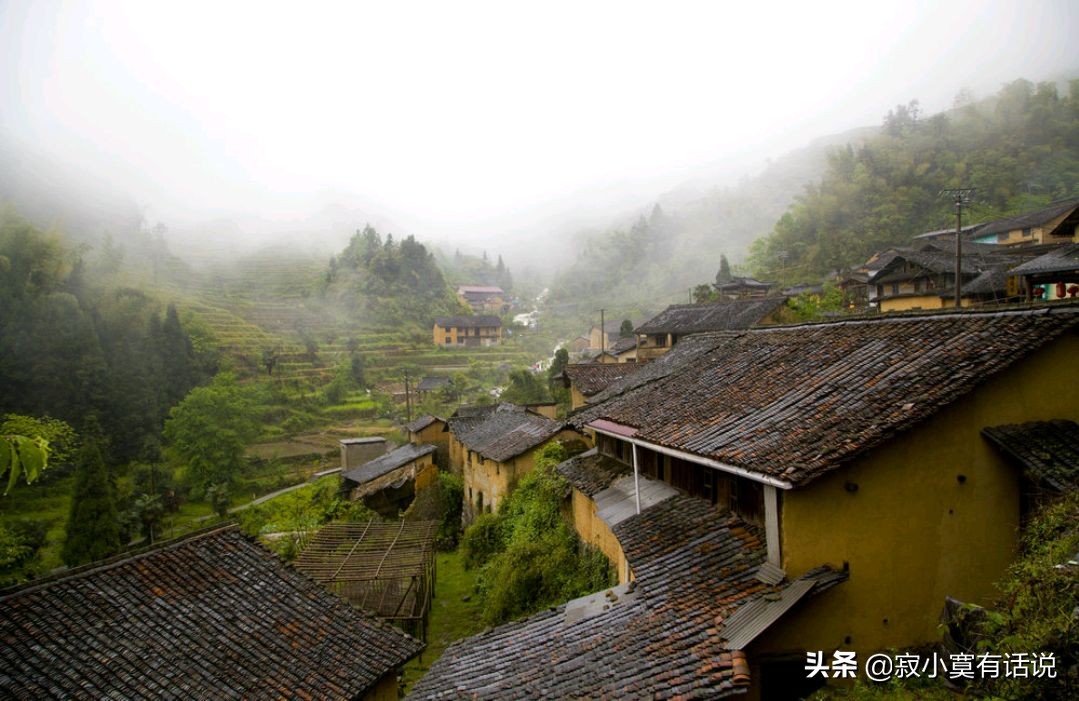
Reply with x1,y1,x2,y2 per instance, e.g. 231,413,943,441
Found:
716,254,732,285
62,439,121,566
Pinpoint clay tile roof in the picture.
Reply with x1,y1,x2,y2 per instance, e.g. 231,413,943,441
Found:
1009,244,1079,276
572,307,1079,487
555,447,631,497
0,526,423,700
433,315,502,328
343,443,437,485
410,493,843,699
562,363,640,396
982,419,1079,492
417,376,452,392
405,414,444,433
447,403,569,463
975,198,1079,237
636,299,787,335
609,336,637,354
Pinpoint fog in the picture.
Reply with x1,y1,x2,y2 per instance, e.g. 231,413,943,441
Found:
1,0,1077,264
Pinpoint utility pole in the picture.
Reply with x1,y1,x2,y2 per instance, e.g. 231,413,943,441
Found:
403,369,413,422
940,188,976,309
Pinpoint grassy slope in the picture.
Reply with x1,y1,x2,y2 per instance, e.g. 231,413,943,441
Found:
402,549,486,692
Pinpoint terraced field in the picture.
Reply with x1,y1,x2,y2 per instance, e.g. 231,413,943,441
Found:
177,248,542,401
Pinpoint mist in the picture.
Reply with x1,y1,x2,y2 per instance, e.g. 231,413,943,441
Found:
2,0,1077,271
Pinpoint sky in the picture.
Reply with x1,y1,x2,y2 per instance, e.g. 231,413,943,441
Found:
1,0,1077,247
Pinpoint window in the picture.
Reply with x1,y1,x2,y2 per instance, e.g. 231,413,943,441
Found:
891,282,900,295
1022,227,1032,237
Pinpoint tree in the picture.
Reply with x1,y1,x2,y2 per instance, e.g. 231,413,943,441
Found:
261,347,279,376
61,439,120,566
163,375,257,487
693,284,718,304
547,348,569,384
0,433,49,495
349,351,366,388
619,319,633,338
716,254,732,285
500,369,551,405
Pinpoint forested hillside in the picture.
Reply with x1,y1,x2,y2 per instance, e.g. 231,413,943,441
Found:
323,225,466,329
544,126,873,323
0,208,210,464
749,79,1079,281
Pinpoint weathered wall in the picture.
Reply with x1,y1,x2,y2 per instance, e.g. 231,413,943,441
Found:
569,487,631,583
757,329,1079,657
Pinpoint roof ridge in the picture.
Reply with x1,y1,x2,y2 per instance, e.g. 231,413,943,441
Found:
0,523,241,600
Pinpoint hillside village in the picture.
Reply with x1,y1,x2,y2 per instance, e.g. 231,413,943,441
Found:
2,195,1078,700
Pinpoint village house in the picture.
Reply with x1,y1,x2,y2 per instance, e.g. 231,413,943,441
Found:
405,414,449,469
455,284,507,314
0,525,423,701
559,305,1079,696
587,319,629,352
634,298,787,361
557,362,641,410
446,403,581,522
1008,243,1079,302
969,198,1079,247
341,443,438,517
432,315,502,347
412,476,844,700
714,275,777,299
415,375,452,399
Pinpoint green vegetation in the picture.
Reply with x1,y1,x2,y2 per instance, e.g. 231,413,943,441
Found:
324,225,466,329
499,368,552,405
404,472,465,551
460,443,614,624
401,549,486,692
751,79,1079,282
236,477,378,559
164,374,258,487
61,440,121,566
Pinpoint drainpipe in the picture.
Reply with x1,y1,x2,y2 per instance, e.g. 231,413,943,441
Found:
632,443,641,514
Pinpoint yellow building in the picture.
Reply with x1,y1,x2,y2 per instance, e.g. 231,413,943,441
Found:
432,315,502,347
970,198,1079,247
405,414,449,469
446,403,580,522
567,306,1079,693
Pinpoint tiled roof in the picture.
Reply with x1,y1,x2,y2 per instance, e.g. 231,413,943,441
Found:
417,376,452,392
343,443,437,485
561,363,640,396
636,299,786,335
410,494,843,699
714,276,775,291
974,198,1079,237
0,526,423,700
447,404,568,463
572,307,1079,487
982,420,1079,492
405,414,444,433
457,285,504,294
555,447,630,497
434,315,502,328
1009,244,1079,276
609,336,637,354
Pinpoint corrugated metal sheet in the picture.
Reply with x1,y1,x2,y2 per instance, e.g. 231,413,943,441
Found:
720,578,814,649
755,561,786,585
594,475,677,528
